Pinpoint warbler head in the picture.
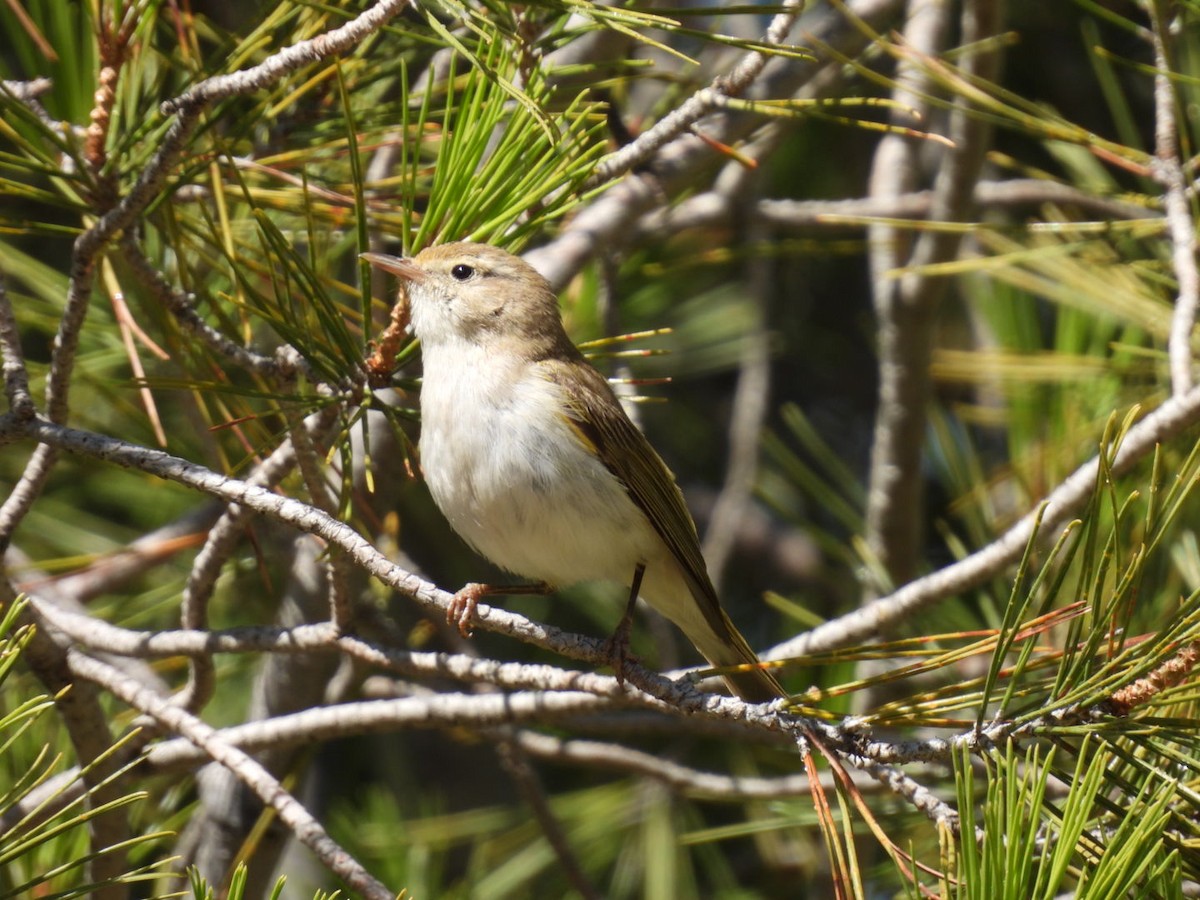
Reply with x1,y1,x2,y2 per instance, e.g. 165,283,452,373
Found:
363,243,569,358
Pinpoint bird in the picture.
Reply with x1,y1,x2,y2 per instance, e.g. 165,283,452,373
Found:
362,242,786,702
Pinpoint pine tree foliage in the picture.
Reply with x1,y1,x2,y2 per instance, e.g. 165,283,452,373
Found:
1,1,1199,897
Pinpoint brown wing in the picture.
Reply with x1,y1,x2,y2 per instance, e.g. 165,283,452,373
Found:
541,357,729,636
546,357,786,702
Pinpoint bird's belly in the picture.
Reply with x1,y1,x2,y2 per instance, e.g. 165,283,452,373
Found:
420,375,657,588
456,469,655,589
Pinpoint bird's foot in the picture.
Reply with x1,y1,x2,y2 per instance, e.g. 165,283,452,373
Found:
601,614,639,689
602,563,647,689
446,582,553,638
447,583,490,637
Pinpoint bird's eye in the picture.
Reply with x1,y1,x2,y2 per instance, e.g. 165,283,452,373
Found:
450,264,475,281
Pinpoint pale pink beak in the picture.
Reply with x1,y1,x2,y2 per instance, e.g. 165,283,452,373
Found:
360,252,426,282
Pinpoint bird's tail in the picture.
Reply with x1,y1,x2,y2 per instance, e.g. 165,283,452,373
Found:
683,608,786,703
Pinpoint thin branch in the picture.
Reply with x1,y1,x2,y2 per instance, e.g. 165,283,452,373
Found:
767,179,1155,224
816,700,1103,771
584,0,804,188
863,0,1002,591
159,0,413,119
5,579,132,900
338,634,632,697
767,375,1200,658
0,275,34,419
866,0,951,270
28,594,674,701
526,0,907,291
642,179,1156,237
0,444,57,554
284,404,352,628
36,605,344,659
119,235,285,380
66,649,396,900
49,217,105,426
0,277,39,544
854,757,961,833
860,0,948,592
1149,0,1200,397
141,691,653,772
512,731,819,800
175,406,340,713
494,736,603,900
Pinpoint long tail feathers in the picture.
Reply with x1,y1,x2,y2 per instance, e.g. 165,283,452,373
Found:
685,609,786,703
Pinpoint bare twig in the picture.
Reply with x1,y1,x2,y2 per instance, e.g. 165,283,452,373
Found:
0,444,56,553
512,731,819,800
28,594,683,702
284,405,353,628
764,179,1156,224
119,236,285,380
7,579,132,900
767,375,1200,658
142,691,659,772
584,1,804,188
174,420,310,714
494,736,603,900
160,1,411,119
861,0,944,591
863,0,1002,591
339,634,632,697
0,275,33,419
66,649,396,900
0,277,39,563
41,504,222,603
641,179,1156,237
1149,0,1200,397
526,0,907,290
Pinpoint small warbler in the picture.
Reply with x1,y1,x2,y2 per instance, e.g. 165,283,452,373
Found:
363,243,785,702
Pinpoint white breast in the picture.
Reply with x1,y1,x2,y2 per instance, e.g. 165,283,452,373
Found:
417,341,662,589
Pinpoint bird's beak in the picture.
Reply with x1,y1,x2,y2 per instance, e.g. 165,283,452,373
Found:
360,252,425,282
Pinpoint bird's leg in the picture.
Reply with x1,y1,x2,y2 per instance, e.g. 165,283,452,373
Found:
447,582,552,637
603,563,645,687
